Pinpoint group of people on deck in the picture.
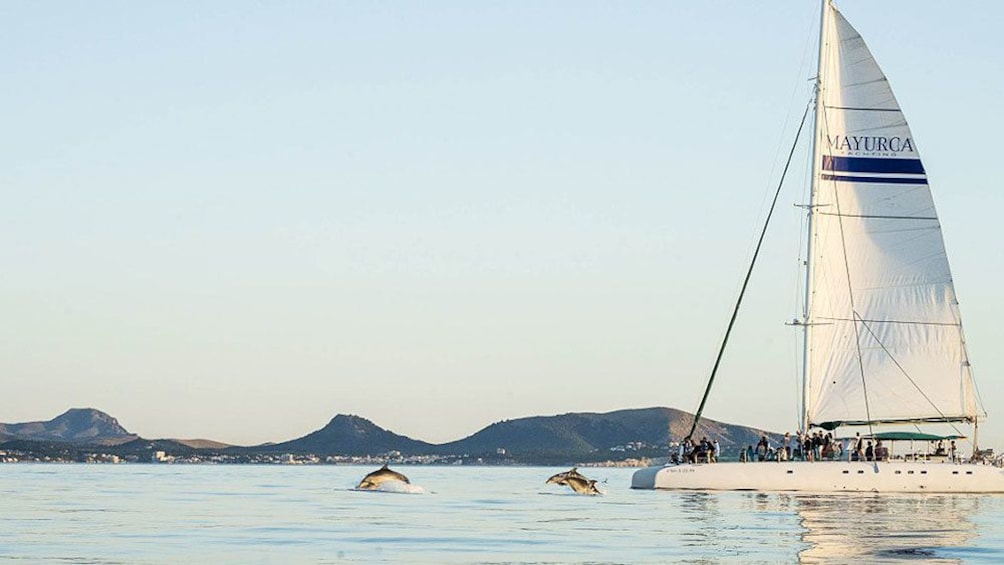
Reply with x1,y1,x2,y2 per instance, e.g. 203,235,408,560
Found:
675,431,963,464
677,437,721,464
737,431,890,463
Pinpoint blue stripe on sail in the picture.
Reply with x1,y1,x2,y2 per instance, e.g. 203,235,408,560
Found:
822,156,926,174
821,174,928,185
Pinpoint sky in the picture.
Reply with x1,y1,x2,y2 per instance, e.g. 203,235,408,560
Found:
2,1,1003,449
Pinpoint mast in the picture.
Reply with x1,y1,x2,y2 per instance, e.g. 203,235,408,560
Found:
800,0,828,434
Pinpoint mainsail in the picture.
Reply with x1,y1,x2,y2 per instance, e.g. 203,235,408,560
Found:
803,5,979,429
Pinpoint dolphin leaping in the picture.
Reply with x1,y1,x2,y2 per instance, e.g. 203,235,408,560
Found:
357,463,410,490
545,467,602,495
545,467,587,486
564,476,602,496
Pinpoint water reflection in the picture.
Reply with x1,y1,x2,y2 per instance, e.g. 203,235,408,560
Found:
677,492,721,544
795,494,980,564
673,491,801,562
676,492,725,563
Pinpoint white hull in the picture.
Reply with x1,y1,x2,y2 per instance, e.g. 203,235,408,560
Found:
631,461,1004,493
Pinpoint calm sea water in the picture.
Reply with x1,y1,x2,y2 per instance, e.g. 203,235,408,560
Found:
2,464,1003,564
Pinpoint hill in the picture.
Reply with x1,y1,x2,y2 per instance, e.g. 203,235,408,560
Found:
437,407,775,462
255,414,437,456
0,408,137,445
172,438,232,449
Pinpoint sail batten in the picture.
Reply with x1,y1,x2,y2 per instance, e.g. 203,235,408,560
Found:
803,4,979,428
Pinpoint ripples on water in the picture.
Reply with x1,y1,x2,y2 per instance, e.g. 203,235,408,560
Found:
0,465,1001,563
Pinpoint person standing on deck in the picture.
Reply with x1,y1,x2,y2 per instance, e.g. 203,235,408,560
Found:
875,440,888,461
699,437,712,463
756,436,769,462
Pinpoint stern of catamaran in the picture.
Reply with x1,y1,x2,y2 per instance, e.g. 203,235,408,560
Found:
631,464,669,489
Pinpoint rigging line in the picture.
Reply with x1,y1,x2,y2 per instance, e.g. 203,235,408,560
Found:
684,99,813,443
855,315,966,438
957,324,988,418
765,2,816,209
848,312,874,438
743,28,814,309
820,103,874,438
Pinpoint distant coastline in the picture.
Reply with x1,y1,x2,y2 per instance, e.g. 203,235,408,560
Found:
1,407,778,466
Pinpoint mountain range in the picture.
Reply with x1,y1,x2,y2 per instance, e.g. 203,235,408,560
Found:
1,407,778,463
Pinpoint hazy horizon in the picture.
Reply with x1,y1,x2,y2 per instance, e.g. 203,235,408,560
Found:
3,1,1002,449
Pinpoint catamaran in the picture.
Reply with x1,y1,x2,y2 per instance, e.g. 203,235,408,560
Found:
632,0,1004,492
